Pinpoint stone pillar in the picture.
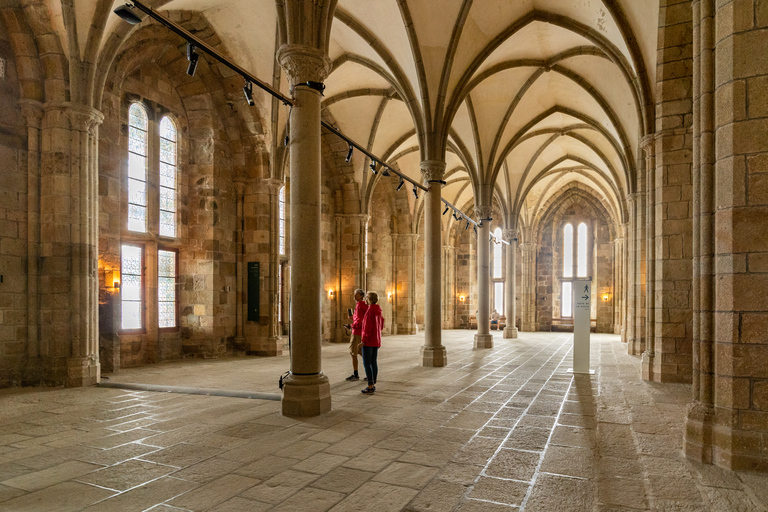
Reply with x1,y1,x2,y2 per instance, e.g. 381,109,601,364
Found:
521,241,536,331
442,245,455,329
277,45,332,416
503,229,519,338
474,206,493,348
613,235,624,335
37,103,103,386
20,100,43,369
407,233,418,335
641,135,657,381
234,179,245,347
420,161,447,367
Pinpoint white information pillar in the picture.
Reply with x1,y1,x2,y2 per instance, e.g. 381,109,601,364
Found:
570,279,594,374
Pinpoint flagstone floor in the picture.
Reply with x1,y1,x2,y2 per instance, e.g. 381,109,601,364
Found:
1,330,767,511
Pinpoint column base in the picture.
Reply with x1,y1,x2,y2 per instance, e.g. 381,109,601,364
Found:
474,334,494,349
620,327,627,343
281,373,331,417
627,337,645,355
67,356,100,387
641,351,654,381
503,327,518,339
684,400,714,465
421,345,447,367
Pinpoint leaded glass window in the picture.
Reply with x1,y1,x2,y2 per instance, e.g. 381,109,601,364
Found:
279,186,286,254
563,223,573,277
562,281,572,318
127,104,148,232
577,222,588,277
121,244,143,330
159,117,177,237
158,249,177,328
493,228,503,278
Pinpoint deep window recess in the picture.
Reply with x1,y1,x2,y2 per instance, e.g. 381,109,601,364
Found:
159,117,178,238
158,249,178,329
127,104,148,233
121,244,144,330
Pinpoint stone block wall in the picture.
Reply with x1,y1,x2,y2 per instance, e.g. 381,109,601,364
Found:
0,39,28,384
454,227,471,329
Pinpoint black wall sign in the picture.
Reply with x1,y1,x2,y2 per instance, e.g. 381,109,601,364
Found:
247,262,260,321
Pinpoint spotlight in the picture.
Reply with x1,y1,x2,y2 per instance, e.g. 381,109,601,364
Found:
443,206,449,215
284,135,289,146
465,221,470,230
243,80,254,106
381,167,391,177
345,144,353,163
186,42,199,76
453,212,460,221
412,187,418,199
396,179,405,192
114,4,141,24
473,226,477,234
370,161,378,174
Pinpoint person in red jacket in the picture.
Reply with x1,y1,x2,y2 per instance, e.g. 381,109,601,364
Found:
360,291,384,394
344,289,367,381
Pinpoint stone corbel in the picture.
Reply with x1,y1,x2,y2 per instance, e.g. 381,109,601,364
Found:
502,228,519,244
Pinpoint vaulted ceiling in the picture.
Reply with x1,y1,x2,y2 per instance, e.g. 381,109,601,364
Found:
71,0,658,234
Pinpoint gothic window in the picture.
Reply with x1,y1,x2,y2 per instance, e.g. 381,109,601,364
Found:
279,186,286,255
159,117,177,238
492,228,504,313
577,222,588,277
158,249,178,329
121,244,144,331
127,104,148,233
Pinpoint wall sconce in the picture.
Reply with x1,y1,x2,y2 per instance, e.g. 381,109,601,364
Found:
328,289,334,299
106,270,120,290
459,295,465,302
388,292,392,301
602,294,610,302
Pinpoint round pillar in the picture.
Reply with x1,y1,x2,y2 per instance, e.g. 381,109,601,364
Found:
503,229,518,339
474,206,493,348
277,45,332,416
420,161,447,366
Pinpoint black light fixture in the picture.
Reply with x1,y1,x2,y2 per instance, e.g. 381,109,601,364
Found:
186,42,199,76
370,161,378,174
114,4,142,24
381,167,391,177
243,80,254,106
443,206,449,215
473,226,477,234
345,144,353,163
465,221,470,230
412,187,418,199
396,179,405,191
453,212,460,221
284,135,289,146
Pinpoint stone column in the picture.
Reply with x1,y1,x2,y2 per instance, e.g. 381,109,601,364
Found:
613,236,625,335
420,160,447,367
277,45,332,416
390,233,399,334
234,179,245,347
474,206,493,348
20,100,43,365
442,245,455,329
521,241,535,331
641,135,657,381
503,229,519,338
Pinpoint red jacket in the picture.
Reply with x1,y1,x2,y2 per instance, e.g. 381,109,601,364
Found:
361,304,384,347
351,300,368,335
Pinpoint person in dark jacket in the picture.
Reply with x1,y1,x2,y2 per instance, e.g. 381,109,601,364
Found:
345,289,367,381
360,291,384,394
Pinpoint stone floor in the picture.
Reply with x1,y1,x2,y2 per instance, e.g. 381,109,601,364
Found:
1,330,767,511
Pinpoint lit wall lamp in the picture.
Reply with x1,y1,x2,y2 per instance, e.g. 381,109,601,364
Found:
602,294,610,302
328,289,335,299
388,292,392,301
459,295,465,302
107,270,120,290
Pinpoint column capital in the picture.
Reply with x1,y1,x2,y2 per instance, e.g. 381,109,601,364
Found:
45,102,104,132
276,45,332,89
475,206,493,222
259,177,285,194
18,99,43,128
502,229,519,243
640,134,656,152
419,160,446,184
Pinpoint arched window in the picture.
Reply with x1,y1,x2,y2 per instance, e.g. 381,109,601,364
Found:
577,222,588,277
159,116,177,238
279,186,286,255
127,104,148,233
492,228,504,314
563,223,573,277
121,244,143,330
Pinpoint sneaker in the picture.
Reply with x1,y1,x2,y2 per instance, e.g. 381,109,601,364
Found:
361,386,376,394
345,374,360,381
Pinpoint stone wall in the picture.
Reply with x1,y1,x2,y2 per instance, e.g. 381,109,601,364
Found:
0,18,28,385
